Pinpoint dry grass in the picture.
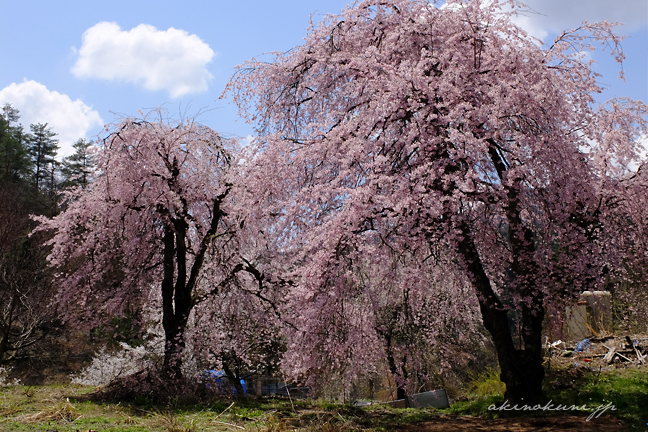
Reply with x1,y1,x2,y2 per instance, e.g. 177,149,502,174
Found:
249,412,291,431
18,397,81,423
151,410,198,432
247,412,360,432
304,416,361,432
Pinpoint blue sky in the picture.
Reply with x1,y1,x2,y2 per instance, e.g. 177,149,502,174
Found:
1,0,646,157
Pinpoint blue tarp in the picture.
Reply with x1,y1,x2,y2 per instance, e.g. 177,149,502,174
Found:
204,370,246,394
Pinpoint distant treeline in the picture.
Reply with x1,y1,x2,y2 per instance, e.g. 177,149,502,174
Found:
0,102,94,366
0,103,94,207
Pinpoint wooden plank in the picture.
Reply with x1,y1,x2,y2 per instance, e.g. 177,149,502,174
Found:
616,352,632,362
603,347,616,364
634,347,646,365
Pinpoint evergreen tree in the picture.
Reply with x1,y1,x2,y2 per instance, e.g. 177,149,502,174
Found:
0,106,58,365
26,123,59,192
0,104,30,183
45,159,61,202
61,139,94,190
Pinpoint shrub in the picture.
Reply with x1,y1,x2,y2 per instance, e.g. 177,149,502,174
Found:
0,366,21,386
470,369,506,398
71,342,155,386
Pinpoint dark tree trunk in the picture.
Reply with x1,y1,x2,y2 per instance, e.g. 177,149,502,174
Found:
161,225,191,378
162,321,187,378
384,331,409,401
0,328,10,365
485,142,546,403
396,385,407,401
158,190,230,379
0,292,17,363
222,359,246,396
457,221,545,404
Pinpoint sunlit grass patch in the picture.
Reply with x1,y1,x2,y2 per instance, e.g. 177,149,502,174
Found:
545,365,648,430
469,369,506,398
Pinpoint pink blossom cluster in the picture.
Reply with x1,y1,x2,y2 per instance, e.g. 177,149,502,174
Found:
35,0,648,401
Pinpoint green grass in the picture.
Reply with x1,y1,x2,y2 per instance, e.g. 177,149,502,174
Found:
469,368,507,398
543,365,648,430
433,365,648,430
0,384,440,431
1,367,647,431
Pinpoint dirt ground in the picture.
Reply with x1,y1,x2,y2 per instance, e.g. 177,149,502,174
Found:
398,415,628,431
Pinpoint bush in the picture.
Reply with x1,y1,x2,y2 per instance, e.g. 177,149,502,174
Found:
470,369,506,398
71,342,154,386
0,366,21,386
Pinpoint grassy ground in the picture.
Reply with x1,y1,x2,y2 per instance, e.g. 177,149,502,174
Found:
0,366,646,431
0,385,409,432
448,364,648,430
543,365,648,430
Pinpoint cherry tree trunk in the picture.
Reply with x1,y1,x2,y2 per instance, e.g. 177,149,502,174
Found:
458,222,545,403
485,303,545,404
162,319,187,379
161,226,192,379
222,360,246,396
384,332,409,400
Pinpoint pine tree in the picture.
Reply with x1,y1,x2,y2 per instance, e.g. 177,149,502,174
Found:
0,106,58,365
26,123,59,192
61,139,94,190
0,104,30,184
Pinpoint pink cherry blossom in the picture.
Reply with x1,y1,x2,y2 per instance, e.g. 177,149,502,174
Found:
227,0,647,402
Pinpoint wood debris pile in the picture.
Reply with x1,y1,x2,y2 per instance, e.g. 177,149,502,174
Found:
544,335,648,369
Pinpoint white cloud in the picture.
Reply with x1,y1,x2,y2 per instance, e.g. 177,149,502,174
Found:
509,13,548,41
628,134,648,171
71,22,215,98
439,1,646,41
242,134,256,146
0,80,104,158
510,0,648,41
